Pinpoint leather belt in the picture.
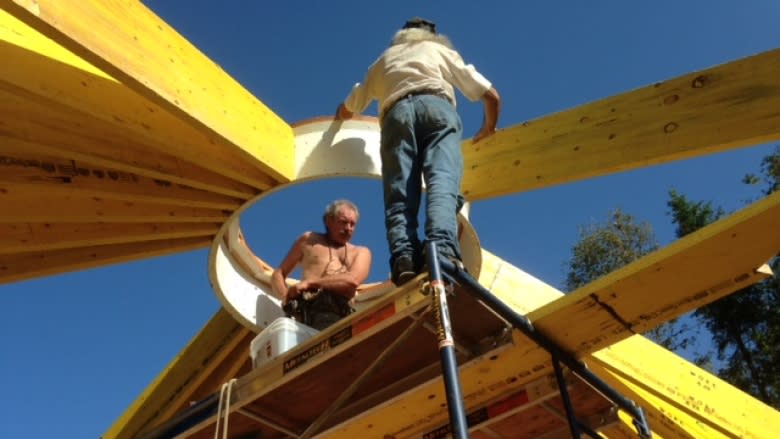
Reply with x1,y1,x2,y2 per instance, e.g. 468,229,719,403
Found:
403,88,451,103
384,88,452,115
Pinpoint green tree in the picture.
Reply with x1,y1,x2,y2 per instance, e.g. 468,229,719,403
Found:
666,146,780,408
565,209,658,291
564,209,688,349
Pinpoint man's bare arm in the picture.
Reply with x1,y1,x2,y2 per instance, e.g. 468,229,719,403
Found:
472,87,501,144
271,233,307,302
335,103,354,120
299,246,372,298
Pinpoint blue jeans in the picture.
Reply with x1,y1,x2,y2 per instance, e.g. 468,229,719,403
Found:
380,94,464,270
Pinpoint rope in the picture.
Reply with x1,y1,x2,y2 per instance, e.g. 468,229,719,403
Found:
214,378,238,439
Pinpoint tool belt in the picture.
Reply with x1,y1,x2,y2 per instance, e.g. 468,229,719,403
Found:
283,289,354,330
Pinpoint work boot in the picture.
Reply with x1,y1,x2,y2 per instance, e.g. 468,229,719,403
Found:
392,255,416,286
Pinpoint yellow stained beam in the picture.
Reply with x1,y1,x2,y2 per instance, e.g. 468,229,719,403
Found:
590,336,779,439
0,236,210,284
0,23,279,191
0,188,230,223
328,244,776,438
0,222,220,255
103,308,245,439
0,153,244,210
0,3,294,182
529,190,780,355
0,138,256,200
462,48,780,200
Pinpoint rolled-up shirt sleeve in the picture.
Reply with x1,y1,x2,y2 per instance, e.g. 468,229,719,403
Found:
344,81,371,113
443,50,492,102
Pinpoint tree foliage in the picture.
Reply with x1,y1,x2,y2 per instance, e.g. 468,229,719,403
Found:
666,146,780,408
565,209,658,291
564,210,690,349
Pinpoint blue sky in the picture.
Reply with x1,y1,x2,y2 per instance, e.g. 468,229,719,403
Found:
1,1,779,438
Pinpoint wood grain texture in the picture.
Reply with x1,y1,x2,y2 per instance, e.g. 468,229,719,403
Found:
1,3,295,180
0,236,211,284
0,31,277,191
529,190,780,355
462,48,780,200
0,222,220,255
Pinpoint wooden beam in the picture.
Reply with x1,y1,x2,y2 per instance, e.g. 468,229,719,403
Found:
0,34,279,191
529,190,780,355
0,236,210,285
462,48,780,200
0,187,230,223
0,153,244,210
589,336,780,439
102,308,246,439
0,2,295,181
0,139,256,201
0,222,220,255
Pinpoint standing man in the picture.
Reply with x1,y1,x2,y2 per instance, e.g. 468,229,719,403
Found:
271,199,372,330
335,17,501,285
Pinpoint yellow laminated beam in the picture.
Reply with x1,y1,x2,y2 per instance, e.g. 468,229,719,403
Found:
529,190,780,355
1,2,294,182
462,48,780,200
0,222,220,255
0,11,282,190
590,336,779,439
0,136,257,201
0,187,230,223
0,236,210,284
0,153,244,210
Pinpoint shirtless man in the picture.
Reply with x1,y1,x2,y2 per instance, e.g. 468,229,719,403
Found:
271,199,372,330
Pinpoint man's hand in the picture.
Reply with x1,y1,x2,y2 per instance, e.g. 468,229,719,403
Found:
472,126,496,144
335,103,354,120
472,87,501,144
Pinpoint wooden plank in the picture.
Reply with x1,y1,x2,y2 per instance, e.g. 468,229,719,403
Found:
590,335,780,439
0,222,219,255
0,2,295,181
102,308,246,439
0,139,255,200
317,328,557,438
0,36,278,192
462,48,780,200
529,191,780,355
0,187,230,223
0,153,244,210
0,236,210,284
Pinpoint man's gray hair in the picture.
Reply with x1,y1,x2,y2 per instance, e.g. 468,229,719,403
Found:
322,199,359,225
391,28,453,49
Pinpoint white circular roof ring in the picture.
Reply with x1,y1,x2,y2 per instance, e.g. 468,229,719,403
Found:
207,116,483,332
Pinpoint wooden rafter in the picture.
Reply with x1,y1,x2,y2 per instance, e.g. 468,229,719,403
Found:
462,48,780,200
0,2,295,181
